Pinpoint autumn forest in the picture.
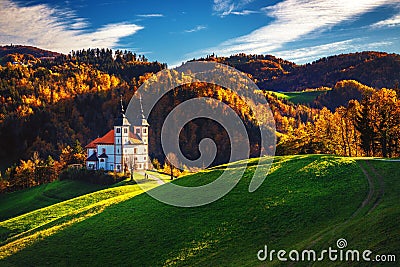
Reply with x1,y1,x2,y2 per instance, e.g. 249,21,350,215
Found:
0,45,399,193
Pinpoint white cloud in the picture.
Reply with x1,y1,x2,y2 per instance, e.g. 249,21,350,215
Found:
274,39,393,64
136,13,164,18
372,13,400,28
184,25,207,33
0,0,143,54
206,0,394,56
231,10,259,16
213,0,256,16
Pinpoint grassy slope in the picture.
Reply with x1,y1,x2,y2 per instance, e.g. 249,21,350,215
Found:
272,90,328,104
313,160,400,267
0,155,398,266
0,180,107,221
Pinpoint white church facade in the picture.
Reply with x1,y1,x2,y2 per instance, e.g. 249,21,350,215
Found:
85,98,149,173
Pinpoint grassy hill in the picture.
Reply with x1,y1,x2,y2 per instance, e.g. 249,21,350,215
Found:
0,180,107,221
0,155,399,266
271,90,329,105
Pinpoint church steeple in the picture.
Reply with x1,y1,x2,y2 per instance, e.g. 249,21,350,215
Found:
115,95,130,126
139,93,149,126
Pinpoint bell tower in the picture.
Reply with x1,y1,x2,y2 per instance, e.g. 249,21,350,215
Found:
114,96,131,172
133,94,149,145
133,94,149,169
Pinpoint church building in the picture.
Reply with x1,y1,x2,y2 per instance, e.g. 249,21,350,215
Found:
85,97,149,173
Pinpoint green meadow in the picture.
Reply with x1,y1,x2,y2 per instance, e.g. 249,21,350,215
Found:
0,155,398,266
272,90,329,104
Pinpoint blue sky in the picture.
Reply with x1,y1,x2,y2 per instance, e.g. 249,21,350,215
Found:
0,0,399,66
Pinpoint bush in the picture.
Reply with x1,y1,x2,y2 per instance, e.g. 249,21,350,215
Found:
59,168,125,185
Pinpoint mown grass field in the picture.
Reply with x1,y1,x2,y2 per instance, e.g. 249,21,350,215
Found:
0,155,398,266
272,90,329,104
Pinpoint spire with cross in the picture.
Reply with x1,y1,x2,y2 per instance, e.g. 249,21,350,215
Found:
115,94,130,126
138,92,149,126
120,94,125,114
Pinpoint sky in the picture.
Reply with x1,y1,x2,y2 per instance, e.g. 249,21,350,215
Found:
0,0,399,67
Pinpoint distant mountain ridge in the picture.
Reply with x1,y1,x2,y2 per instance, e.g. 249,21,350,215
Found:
262,51,400,91
194,53,297,84
197,51,400,91
0,45,61,58
2,45,399,91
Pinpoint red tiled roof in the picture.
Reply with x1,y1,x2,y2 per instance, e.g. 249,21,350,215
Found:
85,137,100,149
96,130,115,144
85,130,115,148
85,130,145,148
85,129,146,149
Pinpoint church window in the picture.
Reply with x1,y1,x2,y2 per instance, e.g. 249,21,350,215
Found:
124,128,128,133
116,128,121,133
143,128,147,133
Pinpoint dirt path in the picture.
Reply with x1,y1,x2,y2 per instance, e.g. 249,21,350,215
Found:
364,161,385,213
351,162,376,218
354,161,385,215
145,172,165,185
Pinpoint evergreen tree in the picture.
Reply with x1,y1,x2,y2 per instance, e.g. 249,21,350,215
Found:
355,99,374,156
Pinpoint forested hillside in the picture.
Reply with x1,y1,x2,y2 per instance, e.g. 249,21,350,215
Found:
0,46,399,193
201,52,400,91
0,47,165,182
0,45,60,59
